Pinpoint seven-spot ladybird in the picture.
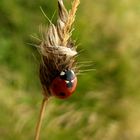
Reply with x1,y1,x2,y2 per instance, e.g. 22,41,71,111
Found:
50,70,77,99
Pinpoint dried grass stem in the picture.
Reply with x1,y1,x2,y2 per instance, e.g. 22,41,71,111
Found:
35,97,49,140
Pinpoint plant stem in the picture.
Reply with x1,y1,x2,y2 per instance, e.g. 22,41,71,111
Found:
35,97,49,140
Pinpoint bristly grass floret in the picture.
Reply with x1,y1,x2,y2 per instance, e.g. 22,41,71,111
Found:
39,0,80,98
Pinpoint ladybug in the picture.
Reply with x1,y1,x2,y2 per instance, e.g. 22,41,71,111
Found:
50,69,77,99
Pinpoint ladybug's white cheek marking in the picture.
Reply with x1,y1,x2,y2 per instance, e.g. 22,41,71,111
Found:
65,80,70,84
71,79,74,83
60,71,65,76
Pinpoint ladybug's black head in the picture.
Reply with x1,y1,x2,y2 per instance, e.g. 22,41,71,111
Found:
59,70,75,88
60,70,75,80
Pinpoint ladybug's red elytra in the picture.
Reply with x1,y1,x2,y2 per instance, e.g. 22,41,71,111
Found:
50,70,77,99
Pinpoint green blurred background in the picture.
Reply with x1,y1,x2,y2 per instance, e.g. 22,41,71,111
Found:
0,0,140,139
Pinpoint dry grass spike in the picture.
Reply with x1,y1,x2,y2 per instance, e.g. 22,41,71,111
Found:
34,0,80,140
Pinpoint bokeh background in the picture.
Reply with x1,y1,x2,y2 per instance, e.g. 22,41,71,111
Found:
0,0,140,139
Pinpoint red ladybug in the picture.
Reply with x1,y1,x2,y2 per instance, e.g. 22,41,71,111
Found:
50,70,77,99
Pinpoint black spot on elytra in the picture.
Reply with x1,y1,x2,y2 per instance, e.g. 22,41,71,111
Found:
59,92,66,96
